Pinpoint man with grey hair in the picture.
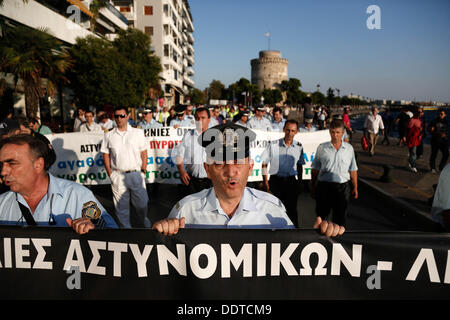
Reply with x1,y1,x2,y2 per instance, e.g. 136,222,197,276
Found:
363,106,384,156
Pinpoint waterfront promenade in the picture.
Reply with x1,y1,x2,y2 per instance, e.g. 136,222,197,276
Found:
351,131,446,231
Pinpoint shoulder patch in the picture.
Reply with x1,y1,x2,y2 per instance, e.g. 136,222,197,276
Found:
82,201,101,219
248,187,284,207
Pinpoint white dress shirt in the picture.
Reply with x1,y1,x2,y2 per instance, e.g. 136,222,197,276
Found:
100,125,148,172
364,114,384,134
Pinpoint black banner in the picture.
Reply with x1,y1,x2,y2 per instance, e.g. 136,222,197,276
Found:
0,225,449,300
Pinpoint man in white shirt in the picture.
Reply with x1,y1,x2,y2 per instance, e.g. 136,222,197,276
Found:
100,107,150,228
79,110,103,132
363,106,385,156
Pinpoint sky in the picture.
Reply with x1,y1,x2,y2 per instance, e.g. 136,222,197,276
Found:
188,0,450,102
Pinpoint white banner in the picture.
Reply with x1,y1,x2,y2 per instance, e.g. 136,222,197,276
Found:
47,128,330,185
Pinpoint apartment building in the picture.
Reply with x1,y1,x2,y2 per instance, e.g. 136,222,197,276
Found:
113,0,195,107
0,0,129,122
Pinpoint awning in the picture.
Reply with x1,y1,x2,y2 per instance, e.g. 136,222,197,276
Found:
66,0,94,18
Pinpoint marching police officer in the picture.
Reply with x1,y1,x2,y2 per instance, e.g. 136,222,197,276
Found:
153,122,345,237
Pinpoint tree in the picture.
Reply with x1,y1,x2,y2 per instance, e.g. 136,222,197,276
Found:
326,87,335,106
281,78,304,106
69,29,161,108
262,88,283,105
0,26,71,118
208,80,225,100
188,88,205,105
89,0,108,33
312,91,326,105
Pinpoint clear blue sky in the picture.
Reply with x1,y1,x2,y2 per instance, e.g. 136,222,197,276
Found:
189,0,450,102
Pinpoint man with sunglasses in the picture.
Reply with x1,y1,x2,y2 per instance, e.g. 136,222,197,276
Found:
100,107,151,228
138,107,162,129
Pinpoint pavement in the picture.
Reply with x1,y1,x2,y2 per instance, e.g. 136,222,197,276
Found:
350,130,447,231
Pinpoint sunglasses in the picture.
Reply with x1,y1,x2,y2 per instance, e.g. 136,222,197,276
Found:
114,114,127,118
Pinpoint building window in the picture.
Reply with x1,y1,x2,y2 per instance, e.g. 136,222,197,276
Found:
145,26,153,36
144,6,153,15
174,69,178,80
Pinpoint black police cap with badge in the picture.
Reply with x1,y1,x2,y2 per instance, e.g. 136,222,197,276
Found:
198,122,256,162
174,104,187,115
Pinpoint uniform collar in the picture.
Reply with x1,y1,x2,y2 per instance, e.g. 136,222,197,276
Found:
201,187,257,214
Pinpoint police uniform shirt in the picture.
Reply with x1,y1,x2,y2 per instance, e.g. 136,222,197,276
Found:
0,174,117,227
100,125,148,172
168,187,294,229
235,120,248,128
138,119,163,129
79,122,103,132
247,116,272,131
311,141,358,183
185,114,196,126
208,117,219,128
171,129,207,178
170,117,195,128
298,125,318,133
261,138,305,176
271,119,286,132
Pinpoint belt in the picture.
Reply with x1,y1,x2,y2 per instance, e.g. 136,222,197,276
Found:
271,175,296,181
116,169,139,174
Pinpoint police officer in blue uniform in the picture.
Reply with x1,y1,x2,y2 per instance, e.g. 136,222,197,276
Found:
170,104,195,128
261,119,305,227
153,122,345,236
0,134,117,234
138,107,163,129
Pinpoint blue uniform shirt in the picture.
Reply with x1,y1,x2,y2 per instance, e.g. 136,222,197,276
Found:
271,119,286,132
298,125,318,133
170,117,195,128
168,187,294,229
0,174,117,227
311,141,358,183
247,116,272,131
261,138,305,176
171,129,207,178
138,119,163,129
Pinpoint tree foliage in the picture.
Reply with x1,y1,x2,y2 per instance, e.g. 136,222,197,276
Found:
68,29,161,108
0,25,71,118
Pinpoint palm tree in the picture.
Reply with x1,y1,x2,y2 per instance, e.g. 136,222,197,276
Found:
0,26,71,118
89,0,108,33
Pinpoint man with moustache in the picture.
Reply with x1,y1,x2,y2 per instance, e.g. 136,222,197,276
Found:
153,122,345,237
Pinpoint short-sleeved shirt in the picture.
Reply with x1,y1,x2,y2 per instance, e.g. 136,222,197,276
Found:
0,174,117,227
247,116,272,131
170,117,195,128
261,138,305,177
431,163,450,227
171,129,207,178
100,125,148,172
138,119,163,129
311,141,358,183
271,119,286,132
364,114,384,134
168,187,294,229
79,122,103,132
298,125,318,133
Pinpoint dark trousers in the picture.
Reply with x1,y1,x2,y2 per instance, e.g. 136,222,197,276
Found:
179,177,212,198
270,175,300,228
430,137,449,171
315,181,351,227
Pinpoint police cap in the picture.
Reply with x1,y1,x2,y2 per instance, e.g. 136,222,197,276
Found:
174,104,186,115
198,122,256,162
